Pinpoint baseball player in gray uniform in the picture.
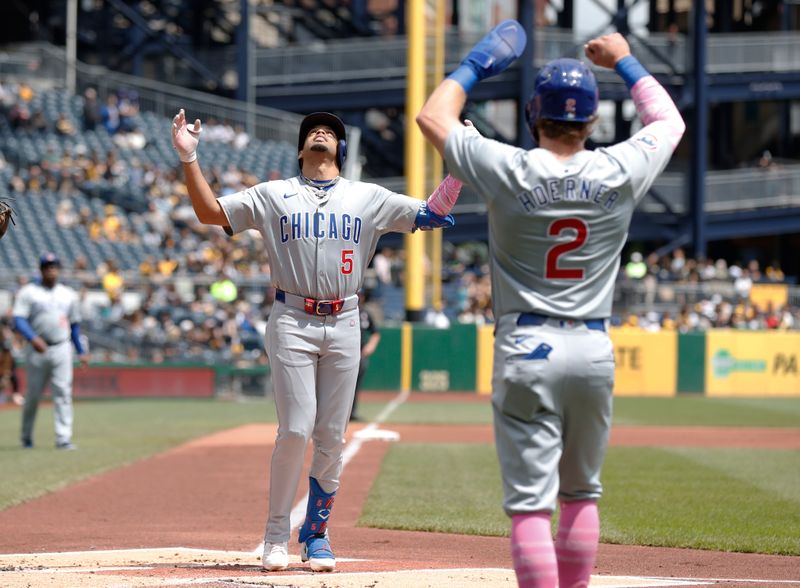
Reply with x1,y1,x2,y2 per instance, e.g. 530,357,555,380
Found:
13,253,88,450
418,24,685,588
171,109,464,572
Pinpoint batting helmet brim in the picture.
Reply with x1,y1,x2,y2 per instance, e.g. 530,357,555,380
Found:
298,112,346,153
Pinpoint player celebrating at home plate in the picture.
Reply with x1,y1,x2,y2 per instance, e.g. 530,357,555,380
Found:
172,109,464,572
417,23,685,588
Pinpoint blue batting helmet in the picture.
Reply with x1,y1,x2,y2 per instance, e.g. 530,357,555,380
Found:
525,58,599,131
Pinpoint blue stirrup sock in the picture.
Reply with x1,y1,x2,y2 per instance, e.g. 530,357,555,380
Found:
299,477,337,543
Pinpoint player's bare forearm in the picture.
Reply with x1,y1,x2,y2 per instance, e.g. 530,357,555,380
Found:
182,160,228,226
362,333,381,357
416,80,466,158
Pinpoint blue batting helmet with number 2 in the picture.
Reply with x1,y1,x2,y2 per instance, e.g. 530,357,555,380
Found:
525,58,599,132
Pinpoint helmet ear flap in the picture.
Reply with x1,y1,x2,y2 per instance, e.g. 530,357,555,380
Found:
337,139,347,169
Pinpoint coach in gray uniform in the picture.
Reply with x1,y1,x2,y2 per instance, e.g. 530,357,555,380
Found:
418,24,685,588
13,253,88,450
172,109,462,573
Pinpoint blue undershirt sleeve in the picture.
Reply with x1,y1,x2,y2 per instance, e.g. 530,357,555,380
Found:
13,316,37,341
70,323,86,355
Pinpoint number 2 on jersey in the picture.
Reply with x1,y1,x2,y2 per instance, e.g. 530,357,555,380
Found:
545,218,587,280
341,249,354,274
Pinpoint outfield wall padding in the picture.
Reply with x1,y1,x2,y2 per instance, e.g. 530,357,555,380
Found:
677,332,706,394
360,326,403,391
16,328,795,397
608,329,677,396
18,365,216,398
705,331,800,396
410,323,477,391
476,325,495,395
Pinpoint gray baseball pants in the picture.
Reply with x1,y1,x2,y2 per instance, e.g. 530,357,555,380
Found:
492,313,615,515
262,302,361,544
21,341,74,446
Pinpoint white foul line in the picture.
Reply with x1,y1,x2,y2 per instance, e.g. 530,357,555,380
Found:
254,389,410,554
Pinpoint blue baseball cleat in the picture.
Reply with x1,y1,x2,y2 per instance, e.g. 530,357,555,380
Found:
301,532,335,572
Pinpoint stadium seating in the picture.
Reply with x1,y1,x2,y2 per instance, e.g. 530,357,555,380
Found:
0,87,299,274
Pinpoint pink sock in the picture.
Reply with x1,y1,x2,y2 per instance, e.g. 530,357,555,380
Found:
555,500,600,588
511,513,557,588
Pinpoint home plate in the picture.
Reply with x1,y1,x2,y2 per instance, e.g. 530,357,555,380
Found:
0,548,721,588
590,576,713,586
353,428,400,441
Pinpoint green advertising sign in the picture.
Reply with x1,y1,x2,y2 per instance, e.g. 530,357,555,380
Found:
711,349,767,379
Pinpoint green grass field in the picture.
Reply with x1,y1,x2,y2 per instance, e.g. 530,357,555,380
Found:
1,395,798,554
358,395,800,427
360,442,800,555
0,399,276,508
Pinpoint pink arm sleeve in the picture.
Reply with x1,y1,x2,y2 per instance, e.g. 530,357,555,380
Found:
426,174,463,216
630,76,686,150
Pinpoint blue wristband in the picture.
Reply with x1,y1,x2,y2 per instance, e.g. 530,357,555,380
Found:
615,55,650,90
70,323,86,355
447,65,480,93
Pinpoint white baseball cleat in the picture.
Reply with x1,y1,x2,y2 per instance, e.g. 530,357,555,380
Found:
261,542,289,571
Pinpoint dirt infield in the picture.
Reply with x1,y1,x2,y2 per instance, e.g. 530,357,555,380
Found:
0,396,799,587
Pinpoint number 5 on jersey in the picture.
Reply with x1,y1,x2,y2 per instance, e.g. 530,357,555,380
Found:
341,249,354,274
545,218,587,280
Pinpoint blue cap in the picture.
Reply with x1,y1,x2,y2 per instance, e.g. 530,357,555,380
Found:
39,252,61,267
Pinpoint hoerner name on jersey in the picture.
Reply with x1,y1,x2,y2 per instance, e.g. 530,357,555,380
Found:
516,178,621,213
279,212,363,244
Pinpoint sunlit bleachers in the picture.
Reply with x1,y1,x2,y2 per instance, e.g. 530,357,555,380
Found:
1,87,300,274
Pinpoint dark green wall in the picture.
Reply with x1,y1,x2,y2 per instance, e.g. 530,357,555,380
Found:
677,332,706,393
360,326,402,390
411,324,477,391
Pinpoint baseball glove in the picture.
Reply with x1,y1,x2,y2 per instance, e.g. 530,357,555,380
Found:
0,197,15,240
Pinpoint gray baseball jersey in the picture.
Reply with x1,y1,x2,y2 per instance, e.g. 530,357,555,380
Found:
445,122,676,319
13,281,81,446
12,282,80,344
219,173,423,544
445,120,678,515
219,175,420,299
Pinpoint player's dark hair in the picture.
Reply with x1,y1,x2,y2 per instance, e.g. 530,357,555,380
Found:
533,117,596,144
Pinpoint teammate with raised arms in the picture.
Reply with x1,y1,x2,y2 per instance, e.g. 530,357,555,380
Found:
417,23,685,588
172,110,464,572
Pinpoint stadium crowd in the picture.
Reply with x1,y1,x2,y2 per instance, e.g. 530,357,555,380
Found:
616,249,797,332
0,80,277,364
3,242,797,368
1,80,798,368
